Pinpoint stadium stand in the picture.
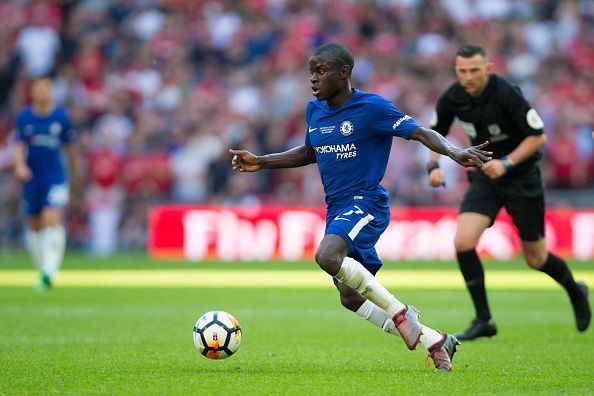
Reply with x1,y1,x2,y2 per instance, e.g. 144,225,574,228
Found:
0,0,592,251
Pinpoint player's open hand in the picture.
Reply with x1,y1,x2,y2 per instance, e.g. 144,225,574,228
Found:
14,163,32,182
451,141,492,167
229,149,262,172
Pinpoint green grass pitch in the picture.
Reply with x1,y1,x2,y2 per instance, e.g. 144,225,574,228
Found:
0,253,592,395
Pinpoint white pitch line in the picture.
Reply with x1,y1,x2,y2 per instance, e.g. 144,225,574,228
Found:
1,270,593,289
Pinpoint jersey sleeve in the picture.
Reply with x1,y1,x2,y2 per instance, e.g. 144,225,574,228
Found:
304,129,312,147
14,111,26,142
60,109,76,144
499,80,544,137
431,94,455,136
304,102,313,148
373,97,420,139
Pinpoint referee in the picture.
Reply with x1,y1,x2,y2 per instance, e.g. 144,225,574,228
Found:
427,45,591,340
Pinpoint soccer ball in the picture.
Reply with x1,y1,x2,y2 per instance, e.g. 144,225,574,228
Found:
193,311,242,360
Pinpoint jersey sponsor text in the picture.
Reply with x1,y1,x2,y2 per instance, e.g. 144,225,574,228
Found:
392,115,411,130
314,143,357,159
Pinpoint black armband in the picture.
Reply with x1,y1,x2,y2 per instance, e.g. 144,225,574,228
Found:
426,160,440,175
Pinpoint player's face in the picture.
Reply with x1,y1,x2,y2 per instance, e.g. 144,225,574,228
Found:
308,56,346,101
31,78,52,104
455,54,492,97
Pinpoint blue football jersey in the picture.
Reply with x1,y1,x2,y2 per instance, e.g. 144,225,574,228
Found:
15,106,75,183
304,89,420,207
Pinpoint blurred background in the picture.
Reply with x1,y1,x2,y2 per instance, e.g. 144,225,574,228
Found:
0,0,592,256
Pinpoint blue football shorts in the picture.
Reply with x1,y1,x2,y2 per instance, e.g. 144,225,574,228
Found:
325,199,390,276
22,180,69,216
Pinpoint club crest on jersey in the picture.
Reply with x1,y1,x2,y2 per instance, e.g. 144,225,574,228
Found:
49,122,62,136
340,120,354,136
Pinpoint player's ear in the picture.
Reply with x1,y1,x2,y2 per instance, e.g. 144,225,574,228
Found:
486,62,494,73
340,65,351,80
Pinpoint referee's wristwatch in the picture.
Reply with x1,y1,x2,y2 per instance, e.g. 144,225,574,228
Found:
500,156,514,172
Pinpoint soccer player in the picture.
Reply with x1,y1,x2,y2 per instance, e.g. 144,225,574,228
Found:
427,45,591,340
13,75,79,290
230,43,493,370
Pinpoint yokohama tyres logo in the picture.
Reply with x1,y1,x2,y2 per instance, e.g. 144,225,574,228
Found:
314,143,356,154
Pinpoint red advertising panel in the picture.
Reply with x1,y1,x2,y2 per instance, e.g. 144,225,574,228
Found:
148,206,594,261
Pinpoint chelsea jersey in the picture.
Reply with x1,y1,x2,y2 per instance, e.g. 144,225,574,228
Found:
15,106,75,183
304,88,420,208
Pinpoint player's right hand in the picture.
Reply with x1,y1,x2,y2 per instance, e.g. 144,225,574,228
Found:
428,168,445,187
452,141,492,167
14,164,32,182
229,149,262,172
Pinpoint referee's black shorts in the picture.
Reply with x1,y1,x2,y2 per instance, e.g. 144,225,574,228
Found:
460,165,545,241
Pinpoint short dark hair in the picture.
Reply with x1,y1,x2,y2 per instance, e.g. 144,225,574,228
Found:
456,45,487,59
313,43,354,75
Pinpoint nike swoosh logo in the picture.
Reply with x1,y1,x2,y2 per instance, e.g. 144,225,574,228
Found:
308,127,317,133
334,217,350,221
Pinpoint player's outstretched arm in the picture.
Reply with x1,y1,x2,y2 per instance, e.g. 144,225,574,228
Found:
410,127,492,167
229,145,316,172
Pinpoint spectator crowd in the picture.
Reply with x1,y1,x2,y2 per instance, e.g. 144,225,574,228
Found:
0,0,592,254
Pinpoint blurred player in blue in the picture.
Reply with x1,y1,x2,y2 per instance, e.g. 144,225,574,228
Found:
13,75,79,290
230,43,492,371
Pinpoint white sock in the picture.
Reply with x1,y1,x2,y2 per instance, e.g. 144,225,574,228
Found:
335,257,406,317
25,228,43,270
41,226,66,277
420,325,444,350
355,300,400,336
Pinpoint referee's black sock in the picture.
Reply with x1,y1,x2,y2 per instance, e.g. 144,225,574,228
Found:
538,252,583,301
457,249,492,321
